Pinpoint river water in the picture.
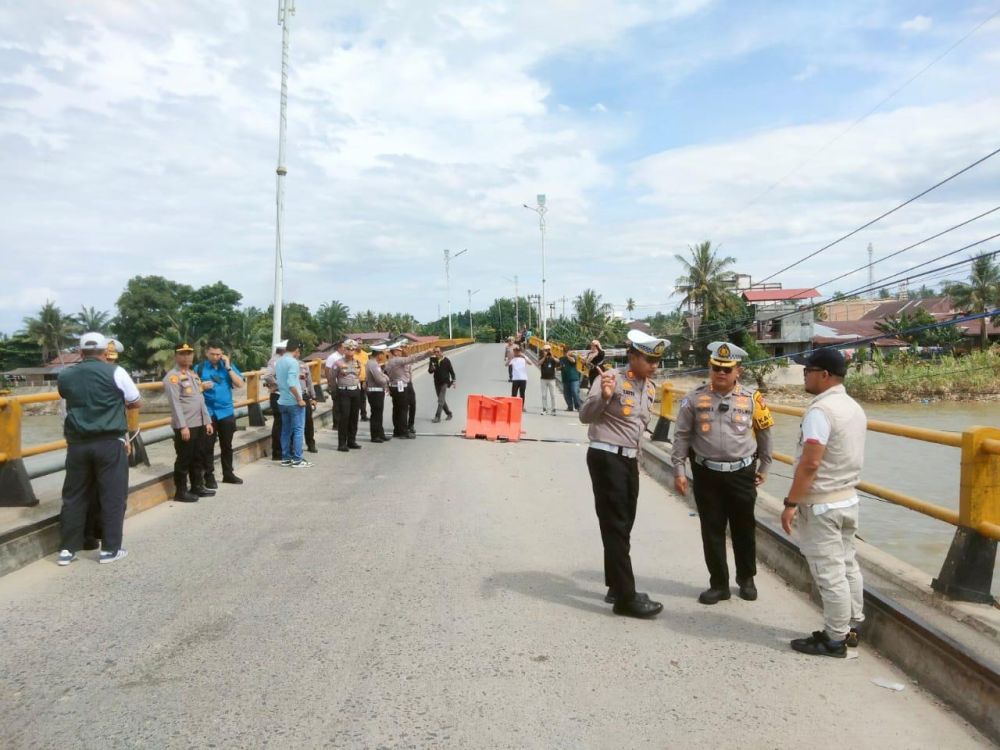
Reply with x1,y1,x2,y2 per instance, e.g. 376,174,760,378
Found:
20,402,1000,594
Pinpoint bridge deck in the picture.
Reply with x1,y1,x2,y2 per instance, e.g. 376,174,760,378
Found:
0,344,989,748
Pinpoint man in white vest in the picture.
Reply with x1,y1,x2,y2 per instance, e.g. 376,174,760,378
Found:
782,348,867,658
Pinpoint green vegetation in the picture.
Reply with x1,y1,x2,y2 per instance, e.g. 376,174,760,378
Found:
942,253,1000,351
846,349,1000,402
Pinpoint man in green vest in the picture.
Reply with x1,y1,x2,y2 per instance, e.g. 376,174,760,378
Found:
57,332,141,566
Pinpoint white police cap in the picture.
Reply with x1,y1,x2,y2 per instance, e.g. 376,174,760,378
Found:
708,341,748,367
627,330,669,357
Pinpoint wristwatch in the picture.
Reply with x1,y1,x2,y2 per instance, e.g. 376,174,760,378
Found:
783,497,798,508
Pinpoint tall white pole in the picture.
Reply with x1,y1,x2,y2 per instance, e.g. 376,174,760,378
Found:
444,248,468,340
514,274,519,332
271,0,295,352
538,195,547,343
468,289,473,340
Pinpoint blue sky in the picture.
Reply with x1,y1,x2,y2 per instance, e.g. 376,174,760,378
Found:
1,0,999,334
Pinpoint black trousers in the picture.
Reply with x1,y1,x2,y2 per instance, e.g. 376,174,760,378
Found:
511,379,526,401
691,461,758,587
336,389,362,447
203,414,237,479
405,383,416,431
367,390,387,439
304,399,315,448
360,383,368,419
390,388,406,436
270,392,282,458
173,426,208,487
60,438,129,553
587,448,640,600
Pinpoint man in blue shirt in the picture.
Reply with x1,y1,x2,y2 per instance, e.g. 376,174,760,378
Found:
274,339,311,468
196,340,246,487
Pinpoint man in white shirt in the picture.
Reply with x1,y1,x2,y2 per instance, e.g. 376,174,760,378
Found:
782,348,867,658
508,345,531,404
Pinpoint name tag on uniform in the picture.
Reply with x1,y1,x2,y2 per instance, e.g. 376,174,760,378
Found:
397,383,405,392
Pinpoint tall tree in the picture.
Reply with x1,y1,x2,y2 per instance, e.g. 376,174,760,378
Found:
315,301,350,343
113,276,193,368
76,305,111,332
573,289,617,342
21,300,78,364
223,307,272,370
943,253,1000,350
625,297,636,315
673,241,738,318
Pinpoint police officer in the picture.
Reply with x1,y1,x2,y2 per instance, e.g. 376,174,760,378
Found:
164,343,215,502
365,345,391,442
330,339,364,452
56,333,140,565
671,341,774,605
299,357,319,453
264,341,287,462
385,344,431,438
580,330,669,619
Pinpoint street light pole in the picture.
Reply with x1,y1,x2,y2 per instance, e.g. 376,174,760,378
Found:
271,0,296,353
523,195,548,342
468,288,480,340
444,248,468,339
502,275,520,334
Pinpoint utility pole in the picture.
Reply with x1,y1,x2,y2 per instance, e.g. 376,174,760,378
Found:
443,248,468,339
523,195,548,342
271,0,296,353
468,289,480,339
557,296,568,319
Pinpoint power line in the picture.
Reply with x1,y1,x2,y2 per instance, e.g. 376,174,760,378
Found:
755,145,1000,285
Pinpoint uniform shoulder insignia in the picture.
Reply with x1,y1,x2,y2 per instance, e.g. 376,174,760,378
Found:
752,390,774,429
170,375,179,384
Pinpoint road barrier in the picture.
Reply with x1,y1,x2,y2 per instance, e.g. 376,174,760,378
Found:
464,395,523,442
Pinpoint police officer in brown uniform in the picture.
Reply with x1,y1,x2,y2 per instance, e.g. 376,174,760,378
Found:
580,330,669,619
299,357,319,453
164,343,215,502
385,344,431,438
672,341,774,604
330,339,364,452
365,345,391,442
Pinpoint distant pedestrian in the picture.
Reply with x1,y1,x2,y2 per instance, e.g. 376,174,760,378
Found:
538,344,560,415
264,341,286,462
164,343,216,502
508,345,531,404
559,349,582,411
196,340,245,487
56,332,140,566
275,339,311,467
580,330,669,618
671,342,773,605
299,358,318,453
428,347,456,422
331,339,364,452
504,337,515,382
585,339,605,385
365,345,391,442
783,348,867,658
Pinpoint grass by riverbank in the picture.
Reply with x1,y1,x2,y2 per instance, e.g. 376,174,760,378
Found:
845,349,1000,402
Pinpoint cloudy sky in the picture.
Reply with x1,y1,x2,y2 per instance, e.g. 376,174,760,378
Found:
2,0,999,334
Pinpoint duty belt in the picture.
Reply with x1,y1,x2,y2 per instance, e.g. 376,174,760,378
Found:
693,454,754,472
590,441,638,459
367,387,384,392
337,386,360,391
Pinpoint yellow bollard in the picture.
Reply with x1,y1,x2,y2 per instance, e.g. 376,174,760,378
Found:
0,398,23,463
659,381,674,419
246,372,266,426
0,398,38,506
959,425,1000,530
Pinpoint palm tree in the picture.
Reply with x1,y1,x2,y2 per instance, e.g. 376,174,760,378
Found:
573,289,616,341
625,297,636,315
21,300,78,364
943,253,1000,351
224,308,273,370
147,313,199,373
674,241,737,318
314,300,350,343
76,305,111,332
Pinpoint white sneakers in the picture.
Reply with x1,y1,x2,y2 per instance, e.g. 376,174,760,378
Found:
57,550,77,566
58,548,128,566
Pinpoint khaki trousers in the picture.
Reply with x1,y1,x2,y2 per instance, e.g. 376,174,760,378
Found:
796,503,865,640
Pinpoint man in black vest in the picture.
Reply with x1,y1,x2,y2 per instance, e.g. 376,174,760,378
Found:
57,332,141,565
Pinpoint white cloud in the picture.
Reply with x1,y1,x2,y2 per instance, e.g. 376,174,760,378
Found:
901,15,933,33
793,64,818,82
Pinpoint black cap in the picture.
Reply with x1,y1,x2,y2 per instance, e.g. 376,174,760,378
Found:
800,348,847,377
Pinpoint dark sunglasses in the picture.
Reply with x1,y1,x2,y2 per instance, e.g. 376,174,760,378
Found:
710,365,734,374
803,366,826,374
640,354,661,364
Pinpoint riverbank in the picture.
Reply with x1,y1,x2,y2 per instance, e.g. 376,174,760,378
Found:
844,349,1000,403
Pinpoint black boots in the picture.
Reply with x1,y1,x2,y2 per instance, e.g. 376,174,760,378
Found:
698,587,732,605
173,473,199,503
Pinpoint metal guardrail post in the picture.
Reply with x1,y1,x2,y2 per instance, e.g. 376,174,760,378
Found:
126,405,149,468
310,360,325,402
651,381,673,442
246,372,266,427
0,398,38,507
932,425,999,604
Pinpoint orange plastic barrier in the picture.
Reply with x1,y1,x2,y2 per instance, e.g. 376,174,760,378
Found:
464,395,523,442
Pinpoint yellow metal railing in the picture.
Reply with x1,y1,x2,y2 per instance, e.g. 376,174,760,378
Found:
0,338,473,465
659,384,1000,542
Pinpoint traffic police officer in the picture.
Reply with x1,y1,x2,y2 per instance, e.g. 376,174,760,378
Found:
385,344,431,438
672,341,774,605
579,330,669,619
365,345,391,443
330,339,364,452
299,357,319,453
164,343,215,502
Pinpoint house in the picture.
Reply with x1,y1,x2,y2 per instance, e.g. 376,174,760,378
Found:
743,287,821,357
812,321,905,356
819,300,884,321
861,297,1000,347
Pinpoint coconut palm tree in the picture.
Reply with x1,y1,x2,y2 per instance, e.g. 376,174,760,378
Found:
674,241,738,317
21,300,78,364
314,300,350,344
224,307,273,370
625,297,636,315
76,305,111,332
573,289,618,341
943,253,1000,351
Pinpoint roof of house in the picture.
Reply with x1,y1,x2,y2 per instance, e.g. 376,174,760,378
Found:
812,321,905,347
860,296,954,320
627,321,652,334
742,288,821,303
347,332,392,342
46,350,83,367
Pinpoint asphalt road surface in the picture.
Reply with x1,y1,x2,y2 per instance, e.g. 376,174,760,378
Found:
0,344,990,748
